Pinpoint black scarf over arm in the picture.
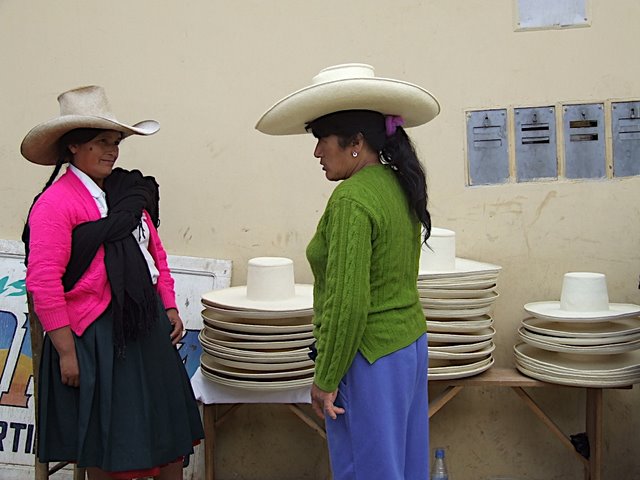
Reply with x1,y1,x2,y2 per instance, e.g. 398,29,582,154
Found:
62,168,161,354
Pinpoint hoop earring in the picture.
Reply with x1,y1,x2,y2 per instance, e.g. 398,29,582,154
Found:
352,151,358,157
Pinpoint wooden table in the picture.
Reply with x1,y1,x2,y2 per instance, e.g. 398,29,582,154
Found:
202,367,633,480
429,367,633,480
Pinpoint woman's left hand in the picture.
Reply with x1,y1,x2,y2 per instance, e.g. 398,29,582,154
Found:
166,308,184,345
311,383,345,420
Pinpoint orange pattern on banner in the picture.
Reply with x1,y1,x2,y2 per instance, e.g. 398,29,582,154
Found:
0,310,32,408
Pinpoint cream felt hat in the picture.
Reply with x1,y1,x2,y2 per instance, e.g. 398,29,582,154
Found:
201,257,313,312
255,63,440,135
21,85,160,165
524,272,640,322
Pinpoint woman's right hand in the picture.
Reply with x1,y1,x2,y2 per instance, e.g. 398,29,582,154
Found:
58,351,80,387
311,383,345,420
47,326,80,387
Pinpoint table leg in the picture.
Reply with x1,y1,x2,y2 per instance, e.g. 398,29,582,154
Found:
511,387,588,467
429,386,464,418
586,389,603,480
204,404,216,480
287,404,327,440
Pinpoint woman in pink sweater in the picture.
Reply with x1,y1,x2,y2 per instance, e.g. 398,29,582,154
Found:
21,86,203,480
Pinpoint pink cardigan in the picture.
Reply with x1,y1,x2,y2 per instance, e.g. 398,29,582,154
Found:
26,169,177,336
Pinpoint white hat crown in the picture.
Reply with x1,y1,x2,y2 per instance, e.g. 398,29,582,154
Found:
419,227,456,272
560,272,610,312
312,63,375,84
246,257,296,302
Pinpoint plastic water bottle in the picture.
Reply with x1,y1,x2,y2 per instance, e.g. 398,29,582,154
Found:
430,448,449,480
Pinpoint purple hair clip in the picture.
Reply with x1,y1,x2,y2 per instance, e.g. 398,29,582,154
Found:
385,115,404,136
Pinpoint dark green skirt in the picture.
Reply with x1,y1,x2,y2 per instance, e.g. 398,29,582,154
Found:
37,300,204,474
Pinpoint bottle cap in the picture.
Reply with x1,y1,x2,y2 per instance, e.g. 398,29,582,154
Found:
435,448,445,458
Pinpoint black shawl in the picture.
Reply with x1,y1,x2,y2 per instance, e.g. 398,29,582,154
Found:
62,168,161,354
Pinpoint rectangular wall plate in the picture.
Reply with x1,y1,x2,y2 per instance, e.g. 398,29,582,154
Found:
515,106,557,181
466,109,509,185
562,103,605,179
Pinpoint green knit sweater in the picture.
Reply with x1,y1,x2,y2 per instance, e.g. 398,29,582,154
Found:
306,164,426,392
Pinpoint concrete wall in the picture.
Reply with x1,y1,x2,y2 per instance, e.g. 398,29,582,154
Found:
1,1,639,479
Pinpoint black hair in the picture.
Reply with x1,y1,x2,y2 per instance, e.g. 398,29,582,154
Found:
21,128,106,265
306,110,431,244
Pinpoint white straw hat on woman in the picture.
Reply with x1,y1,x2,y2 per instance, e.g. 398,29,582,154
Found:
21,85,159,165
256,63,440,135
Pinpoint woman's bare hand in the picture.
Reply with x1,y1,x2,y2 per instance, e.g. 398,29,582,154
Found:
166,308,184,345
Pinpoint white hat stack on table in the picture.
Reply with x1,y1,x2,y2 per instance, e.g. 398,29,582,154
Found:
199,257,315,391
516,272,640,387
419,228,502,379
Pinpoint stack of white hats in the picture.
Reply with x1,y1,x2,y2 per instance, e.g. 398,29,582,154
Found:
199,257,315,391
419,228,502,379
516,272,640,387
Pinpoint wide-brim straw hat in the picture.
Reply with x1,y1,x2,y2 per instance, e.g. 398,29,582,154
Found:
201,257,313,312
21,85,160,165
524,272,640,321
255,63,440,135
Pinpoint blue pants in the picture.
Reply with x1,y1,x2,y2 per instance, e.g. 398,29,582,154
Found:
325,333,429,480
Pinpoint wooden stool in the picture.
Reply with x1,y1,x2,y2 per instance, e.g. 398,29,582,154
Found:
28,294,86,480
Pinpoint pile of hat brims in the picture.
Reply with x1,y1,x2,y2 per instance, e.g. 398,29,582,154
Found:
419,228,502,380
198,257,315,391
516,272,640,387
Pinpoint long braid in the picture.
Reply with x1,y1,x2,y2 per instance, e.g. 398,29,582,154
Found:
380,127,431,244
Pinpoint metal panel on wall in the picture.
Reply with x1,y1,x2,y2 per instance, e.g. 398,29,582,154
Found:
562,103,605,179
515,106,557,181
466,109,509,185
612,101,640,177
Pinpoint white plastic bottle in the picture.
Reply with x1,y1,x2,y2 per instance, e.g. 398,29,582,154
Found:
430,447,449,480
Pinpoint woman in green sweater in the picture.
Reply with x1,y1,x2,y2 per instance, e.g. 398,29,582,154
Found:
256,63,440,480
